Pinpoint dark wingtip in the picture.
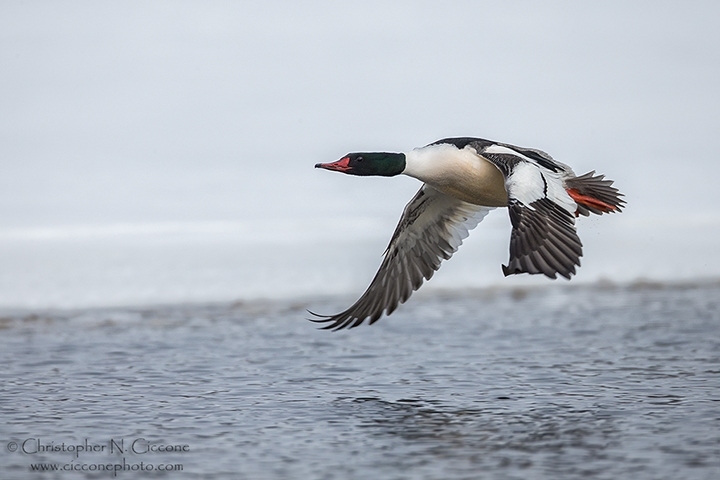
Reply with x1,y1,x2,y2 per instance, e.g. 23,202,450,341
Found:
306,309,330,322
306,309,345,331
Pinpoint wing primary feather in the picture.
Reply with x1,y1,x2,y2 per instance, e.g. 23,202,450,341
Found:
309,186,494,330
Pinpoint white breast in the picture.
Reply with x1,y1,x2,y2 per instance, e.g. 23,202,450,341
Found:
403,144,508,207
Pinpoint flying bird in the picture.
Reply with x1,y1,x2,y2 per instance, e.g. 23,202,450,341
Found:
312,137,624,330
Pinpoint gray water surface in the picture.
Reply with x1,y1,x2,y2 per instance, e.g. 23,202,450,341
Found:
1,283,719,479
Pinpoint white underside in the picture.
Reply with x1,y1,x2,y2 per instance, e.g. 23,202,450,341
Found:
402,144,508,207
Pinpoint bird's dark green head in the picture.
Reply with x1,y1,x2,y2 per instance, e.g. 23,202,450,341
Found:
315,152,406,177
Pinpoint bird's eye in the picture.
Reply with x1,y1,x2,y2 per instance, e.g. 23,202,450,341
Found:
356,156,363,162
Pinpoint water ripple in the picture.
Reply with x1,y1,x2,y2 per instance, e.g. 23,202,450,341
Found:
1,283,719,479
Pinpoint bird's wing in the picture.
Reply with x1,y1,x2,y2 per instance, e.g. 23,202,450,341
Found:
310,185,493,330
469,141,583,279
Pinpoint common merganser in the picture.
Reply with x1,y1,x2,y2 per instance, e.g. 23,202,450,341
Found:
312,137,624,330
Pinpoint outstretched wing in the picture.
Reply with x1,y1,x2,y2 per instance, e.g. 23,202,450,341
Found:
471,142,583,279
310,186,493,330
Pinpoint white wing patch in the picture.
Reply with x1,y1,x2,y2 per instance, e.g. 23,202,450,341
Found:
487,145,577,215
483,144,536,162
504,162,546,207
543,169,577,214
473,140,584,279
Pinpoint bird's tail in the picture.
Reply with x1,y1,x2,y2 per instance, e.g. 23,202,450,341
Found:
565,171,625,217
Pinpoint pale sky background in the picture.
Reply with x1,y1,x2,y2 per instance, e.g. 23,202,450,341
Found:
1,1,719,308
